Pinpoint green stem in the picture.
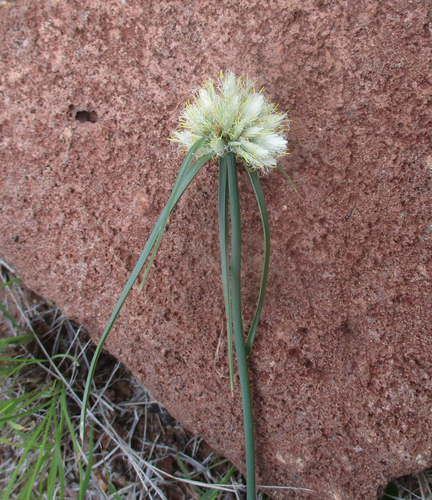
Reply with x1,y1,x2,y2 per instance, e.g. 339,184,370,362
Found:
244,168,270,357
226,153,256,499
218,158,234,392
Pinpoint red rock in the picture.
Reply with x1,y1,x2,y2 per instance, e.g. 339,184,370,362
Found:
1,1,432,498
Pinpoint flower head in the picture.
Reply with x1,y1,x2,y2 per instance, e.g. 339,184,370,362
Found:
171,72,289,172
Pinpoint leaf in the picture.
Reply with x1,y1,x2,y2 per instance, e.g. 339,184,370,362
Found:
0,302,25,331
0,277,22,289
0,334,35,354
244,169,270,357
199,465,237,500
80,138,212,442
226,153,255,500
2,401,52,500
276,163,298,194
176,454,205,496
78,426,94,500
218,157,234,391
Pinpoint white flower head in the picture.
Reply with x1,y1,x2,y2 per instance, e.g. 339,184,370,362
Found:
171,71,289,172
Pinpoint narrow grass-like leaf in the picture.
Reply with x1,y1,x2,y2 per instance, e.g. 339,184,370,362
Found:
137,151,213,291
0,389,40,414
61,390,84,486
2,403,51,500
25,396,56,500
104,483,124,500
0,302,24,331
0,437,42,449
57,447,65,500
0,356,46,366
0,384,52,425
0,358,55,383
79,139,211,442
0,396,52,427
276,162,298,194
0,277,23,331
46,426,60,500
0,333,35,353
244,168,270,357
13,465,41,499
137,137,211,292
200,457,228,471
47,390,65,500
50,353,79,365
6,421,44,442
176,453,205,496
38,451,50,499
102,464,124,500
78,426,94,500
218,157,234,391
0,277,22,289
227,153,255,500
199,464,237,500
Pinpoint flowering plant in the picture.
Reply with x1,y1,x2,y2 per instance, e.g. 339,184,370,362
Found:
80,72,294,499
172,72,288,171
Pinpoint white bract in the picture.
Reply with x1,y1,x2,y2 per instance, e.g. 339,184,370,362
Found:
171,72,289,171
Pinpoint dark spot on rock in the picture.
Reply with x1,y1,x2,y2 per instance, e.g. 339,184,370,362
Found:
67,104,75,118
75,110,98,123
288,348,302,359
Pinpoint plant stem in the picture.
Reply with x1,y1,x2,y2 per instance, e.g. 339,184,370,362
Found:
218,159,234,392
226,153,256,499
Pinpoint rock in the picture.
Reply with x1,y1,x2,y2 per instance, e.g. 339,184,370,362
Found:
1,1,431,498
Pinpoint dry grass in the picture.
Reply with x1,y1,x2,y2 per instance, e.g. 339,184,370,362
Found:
0,261,249,500
1,259,431,500
382,472,432,500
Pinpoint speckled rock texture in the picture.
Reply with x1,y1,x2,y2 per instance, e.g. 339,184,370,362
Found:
1,0,432,498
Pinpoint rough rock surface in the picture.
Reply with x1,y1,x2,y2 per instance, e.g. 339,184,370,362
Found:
1,1,432,498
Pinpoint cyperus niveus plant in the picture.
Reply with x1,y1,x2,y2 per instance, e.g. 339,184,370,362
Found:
81,71,295,500
172,71,289,171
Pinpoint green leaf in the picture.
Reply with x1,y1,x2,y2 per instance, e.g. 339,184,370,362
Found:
25,396,56,500
176,454,205,496
0,437,42,449
276,163,298,194
218,157,234,391
61,390,84,486
2,402,52,500
0,302,25,331
47,390,65,500
50,353,79,366
102,465,124,500
137,139,212,292
0,277,24,330
0,277,22,289
0,334,35,353
199,465,237,500
226,153,255,500
0,357,53,383
78,426,94,500
0,397,52,427
80,138,211,442
244,169,270,357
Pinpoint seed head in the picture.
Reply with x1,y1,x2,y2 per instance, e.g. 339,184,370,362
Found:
171,72,289,172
